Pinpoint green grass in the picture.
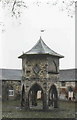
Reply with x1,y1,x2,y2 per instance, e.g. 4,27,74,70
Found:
0,100,2,119
2,100,76,118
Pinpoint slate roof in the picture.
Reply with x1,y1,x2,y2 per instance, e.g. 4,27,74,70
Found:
59,69,77,82
18,37,64,58
0,68,77,82
0,69,22,81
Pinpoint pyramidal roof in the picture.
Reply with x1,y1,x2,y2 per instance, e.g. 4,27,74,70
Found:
19,37,64,58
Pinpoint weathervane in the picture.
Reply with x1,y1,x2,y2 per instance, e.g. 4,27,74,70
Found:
40,29,45,38
41,29,45,32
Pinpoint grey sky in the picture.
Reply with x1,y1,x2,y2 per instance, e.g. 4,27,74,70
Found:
0,1,75,70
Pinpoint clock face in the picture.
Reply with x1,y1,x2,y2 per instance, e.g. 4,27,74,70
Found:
33,64,40,74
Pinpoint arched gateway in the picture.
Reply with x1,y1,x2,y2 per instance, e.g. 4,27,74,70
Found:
48,85,58,108
28,83,44,109
18,37,64,110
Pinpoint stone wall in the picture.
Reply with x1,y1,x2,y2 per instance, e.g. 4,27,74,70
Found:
22,55,59,93
57,81,77,100
2,80,21,101
21,55,59,109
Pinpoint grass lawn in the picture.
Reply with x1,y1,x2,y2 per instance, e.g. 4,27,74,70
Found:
2,100,76,118
0,100,2,119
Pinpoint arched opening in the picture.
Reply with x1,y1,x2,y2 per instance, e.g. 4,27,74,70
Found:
48,85,58,108
68,86,74,100
48,60,58,74
28,83,44,109
53,60,58,73
21,84,25,107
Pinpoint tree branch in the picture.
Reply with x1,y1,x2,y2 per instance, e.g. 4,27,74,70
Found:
12,0,16,14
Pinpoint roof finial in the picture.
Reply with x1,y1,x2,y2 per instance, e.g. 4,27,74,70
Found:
40,36,42,40
40,29,45,40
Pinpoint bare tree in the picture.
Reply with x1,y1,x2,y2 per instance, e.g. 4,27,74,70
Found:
0,0,28,32
1,0,27,18
0,0,76,18
0,0,76,32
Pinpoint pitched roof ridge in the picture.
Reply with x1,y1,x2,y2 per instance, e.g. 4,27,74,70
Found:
39,37,46,52
0,68,21,71
60,68,77,71
40,38,62,56
18,36,64,58
39,37,52,53
26,37,45,54
25,38,40,53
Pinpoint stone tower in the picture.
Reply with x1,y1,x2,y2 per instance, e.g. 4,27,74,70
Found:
18,37,64,110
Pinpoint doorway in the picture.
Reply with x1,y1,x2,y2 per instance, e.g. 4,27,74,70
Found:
28,83,44,109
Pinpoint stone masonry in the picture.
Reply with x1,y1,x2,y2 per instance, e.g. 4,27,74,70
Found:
18,37,64,110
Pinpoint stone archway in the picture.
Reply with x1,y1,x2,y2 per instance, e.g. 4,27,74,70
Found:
68,86,74,100
28,83,44,109
48,84,58,108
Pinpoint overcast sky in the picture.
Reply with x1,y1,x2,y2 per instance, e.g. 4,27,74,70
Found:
0,0,75,70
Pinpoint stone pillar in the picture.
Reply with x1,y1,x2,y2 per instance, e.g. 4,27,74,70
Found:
43,92,49,110
48,90,58,108
21,86,26,107
25,93,29,110
21,98,26,107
